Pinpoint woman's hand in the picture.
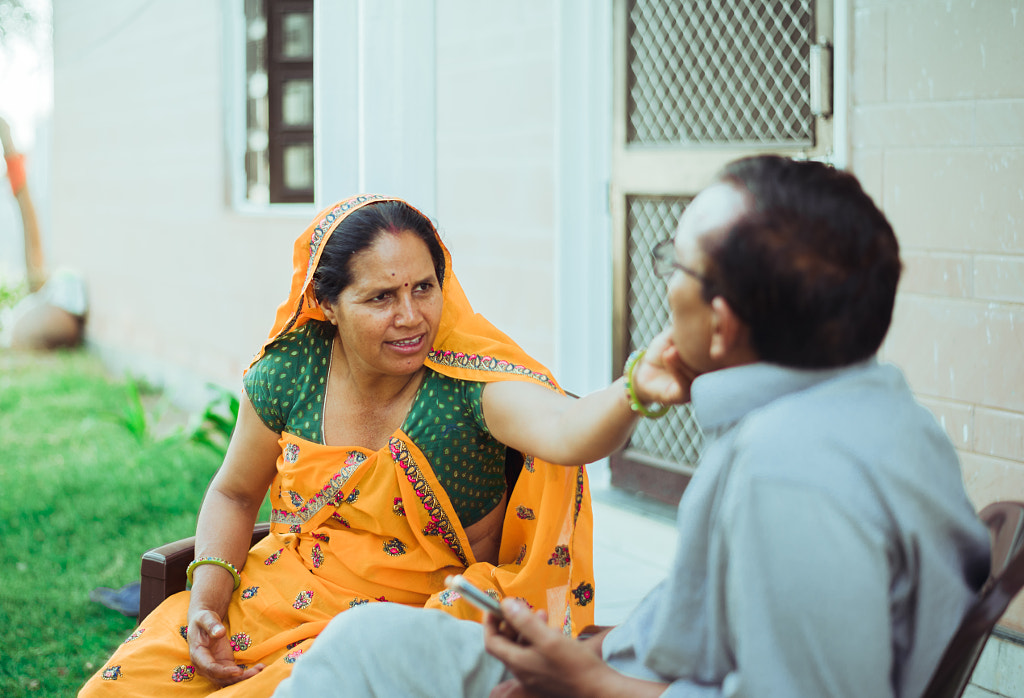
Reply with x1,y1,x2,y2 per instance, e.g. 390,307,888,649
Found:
480,327,701,467
631,328,701,407
187,608,264,685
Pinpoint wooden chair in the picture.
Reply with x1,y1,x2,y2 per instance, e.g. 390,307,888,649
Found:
921,500,1024,698
139,523,271,621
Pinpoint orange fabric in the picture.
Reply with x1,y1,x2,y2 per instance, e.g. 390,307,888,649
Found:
80,196,594,696
5,153,26,195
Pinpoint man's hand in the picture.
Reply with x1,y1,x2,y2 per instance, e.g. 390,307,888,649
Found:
187,609,264,686
484,601,670,698
483,600,613,698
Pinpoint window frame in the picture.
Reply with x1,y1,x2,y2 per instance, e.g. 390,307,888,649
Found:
266,0,314,204
224,0,317,215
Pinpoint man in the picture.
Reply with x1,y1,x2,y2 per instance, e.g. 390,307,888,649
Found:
273,156,990,697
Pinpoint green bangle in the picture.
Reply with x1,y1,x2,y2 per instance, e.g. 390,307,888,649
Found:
186,557,241,590
624,348,670,419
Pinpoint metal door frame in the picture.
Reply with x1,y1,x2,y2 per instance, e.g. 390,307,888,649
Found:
609,0,838,503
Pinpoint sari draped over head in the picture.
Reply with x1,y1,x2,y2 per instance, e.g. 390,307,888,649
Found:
80,195,595,697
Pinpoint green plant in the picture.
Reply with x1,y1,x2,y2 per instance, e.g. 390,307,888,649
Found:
0,277,27,326
116,375,150,442
188,385,240,458
111,375,172,444
0,351,225,696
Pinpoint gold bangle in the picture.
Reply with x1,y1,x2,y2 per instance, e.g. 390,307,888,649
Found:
186,557,241,590
624,349,670,419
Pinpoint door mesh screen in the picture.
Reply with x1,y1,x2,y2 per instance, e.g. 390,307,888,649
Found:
626,196,704,467
626,0,815,145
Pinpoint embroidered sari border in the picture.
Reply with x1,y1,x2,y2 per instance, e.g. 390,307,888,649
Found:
389,436,469,567
270,462,361,528
426,349,554,387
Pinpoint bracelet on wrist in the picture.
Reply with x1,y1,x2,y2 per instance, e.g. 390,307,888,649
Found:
624,348,670,419
186,557,241,590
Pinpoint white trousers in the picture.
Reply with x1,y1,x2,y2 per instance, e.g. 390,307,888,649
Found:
272,603,512,698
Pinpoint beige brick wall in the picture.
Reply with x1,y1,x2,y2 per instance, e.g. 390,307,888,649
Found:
850,0,1024,636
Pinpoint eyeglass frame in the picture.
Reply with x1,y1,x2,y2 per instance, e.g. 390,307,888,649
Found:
652,238,708,284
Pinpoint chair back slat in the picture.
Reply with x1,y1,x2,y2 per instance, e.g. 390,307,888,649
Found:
921,501,1024,698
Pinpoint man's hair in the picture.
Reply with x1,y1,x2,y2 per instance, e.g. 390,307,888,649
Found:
701,155,902,369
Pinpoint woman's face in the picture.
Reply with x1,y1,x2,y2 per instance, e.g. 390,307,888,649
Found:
321,230,443,378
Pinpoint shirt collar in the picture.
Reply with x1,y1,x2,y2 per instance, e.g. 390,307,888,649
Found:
690,358,878,435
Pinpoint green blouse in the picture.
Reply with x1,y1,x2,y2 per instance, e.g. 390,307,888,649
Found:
243,320,507,526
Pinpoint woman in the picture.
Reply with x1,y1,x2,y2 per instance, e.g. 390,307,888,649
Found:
80,195,687,696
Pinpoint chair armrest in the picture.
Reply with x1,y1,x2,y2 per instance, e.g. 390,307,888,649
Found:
138,522,271,622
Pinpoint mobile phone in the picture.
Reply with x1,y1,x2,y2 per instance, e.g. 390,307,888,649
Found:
445,574,504,618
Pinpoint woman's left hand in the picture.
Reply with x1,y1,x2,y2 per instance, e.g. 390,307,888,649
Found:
188,608,265,686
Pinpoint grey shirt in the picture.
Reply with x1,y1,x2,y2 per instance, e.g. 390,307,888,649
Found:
602,359,990,697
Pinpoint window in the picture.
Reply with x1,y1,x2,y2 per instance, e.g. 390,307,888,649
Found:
244,0,314,205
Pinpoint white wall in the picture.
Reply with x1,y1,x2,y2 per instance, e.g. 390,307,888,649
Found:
554,0,614,397
316,0,437,216
434,2,562,370
52,0,297,406
49,0,613,409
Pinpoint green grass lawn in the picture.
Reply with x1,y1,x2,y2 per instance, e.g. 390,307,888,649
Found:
0,350,230,696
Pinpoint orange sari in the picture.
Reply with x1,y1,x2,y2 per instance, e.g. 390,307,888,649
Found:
80,195,594,696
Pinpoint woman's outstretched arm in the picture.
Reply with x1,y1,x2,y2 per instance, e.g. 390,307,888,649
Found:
481,329,698,466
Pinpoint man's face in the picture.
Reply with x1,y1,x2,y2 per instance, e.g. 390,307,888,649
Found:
666,182,750,374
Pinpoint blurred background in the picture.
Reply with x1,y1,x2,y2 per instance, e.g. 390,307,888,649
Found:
2,2,1024,691
0,0,50,280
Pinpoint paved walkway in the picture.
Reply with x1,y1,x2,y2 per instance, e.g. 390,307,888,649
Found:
589,487,678,625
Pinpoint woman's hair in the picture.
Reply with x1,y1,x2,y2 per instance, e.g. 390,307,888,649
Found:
700,155,902,369
312,200,446,304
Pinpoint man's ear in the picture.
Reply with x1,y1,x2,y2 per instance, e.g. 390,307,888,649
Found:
708,296,749,363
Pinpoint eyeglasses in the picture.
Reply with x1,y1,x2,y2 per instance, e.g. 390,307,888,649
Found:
652,239,707,283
